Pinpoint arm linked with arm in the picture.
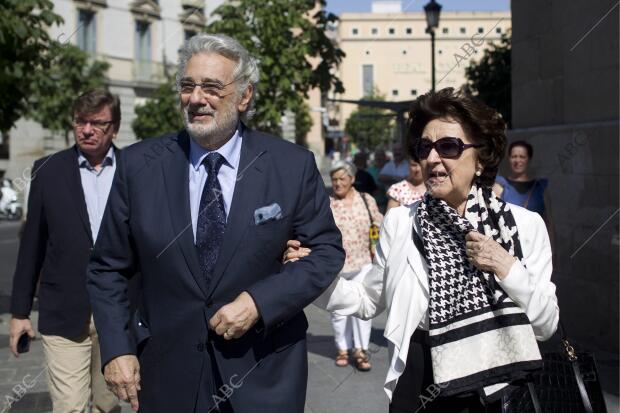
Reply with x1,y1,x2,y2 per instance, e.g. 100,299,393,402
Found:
313,209,395,320
245,152,345,334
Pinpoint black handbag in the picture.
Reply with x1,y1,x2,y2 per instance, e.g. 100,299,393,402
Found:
501,322,608,413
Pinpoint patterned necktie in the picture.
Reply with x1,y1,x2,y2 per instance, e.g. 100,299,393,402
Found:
196,152,226,287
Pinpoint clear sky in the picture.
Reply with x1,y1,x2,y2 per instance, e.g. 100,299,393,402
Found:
325,0,511,16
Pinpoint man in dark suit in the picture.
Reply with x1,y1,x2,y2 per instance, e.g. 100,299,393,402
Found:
9,89,121,412
86,34,345,412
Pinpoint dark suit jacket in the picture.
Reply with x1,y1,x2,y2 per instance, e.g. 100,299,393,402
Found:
10,145,120,338
87,128,345,412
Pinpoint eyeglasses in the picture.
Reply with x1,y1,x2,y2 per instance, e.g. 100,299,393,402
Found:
179,78,237,100
414,137,482,160
73,119,114,133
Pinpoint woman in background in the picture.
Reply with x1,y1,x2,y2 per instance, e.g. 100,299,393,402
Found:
386,158,426,211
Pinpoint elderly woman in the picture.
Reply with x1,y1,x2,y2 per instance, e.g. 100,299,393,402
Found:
386,158,426,211
323,161,383,371
286,88,559,412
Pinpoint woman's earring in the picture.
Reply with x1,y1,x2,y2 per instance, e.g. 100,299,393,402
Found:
475,170,482,177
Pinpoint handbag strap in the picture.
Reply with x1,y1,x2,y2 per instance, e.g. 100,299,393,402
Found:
526,382,542,413
359,192,374,226
556,320,595,413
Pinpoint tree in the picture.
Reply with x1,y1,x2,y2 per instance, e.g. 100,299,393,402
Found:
294,100,313,147
464,31,512,127
0,0,63,136
132,76,184,140
29,43,110,145
207,0,344,135
344,92,394,151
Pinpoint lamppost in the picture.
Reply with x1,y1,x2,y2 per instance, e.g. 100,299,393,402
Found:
424,0,442,92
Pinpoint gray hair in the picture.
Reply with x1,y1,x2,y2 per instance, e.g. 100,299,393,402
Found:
177,33,260,122
330,160,357,178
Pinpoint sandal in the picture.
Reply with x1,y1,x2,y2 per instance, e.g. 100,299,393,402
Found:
335,350,349,367
353,349,372,372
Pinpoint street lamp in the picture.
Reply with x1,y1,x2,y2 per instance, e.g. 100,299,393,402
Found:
424,0,442,92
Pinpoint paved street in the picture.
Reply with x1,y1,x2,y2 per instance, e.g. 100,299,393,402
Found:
0,220,617,412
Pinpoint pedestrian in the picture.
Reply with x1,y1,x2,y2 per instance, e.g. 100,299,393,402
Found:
285,88,559,412
353,152,378,194
386,158,426,210
367,148,389,212
324,161,382,371
86,33,344,413
9,89,122,413
378,142,409,187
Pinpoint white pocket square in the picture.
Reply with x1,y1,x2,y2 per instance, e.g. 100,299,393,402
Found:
254,203,283,225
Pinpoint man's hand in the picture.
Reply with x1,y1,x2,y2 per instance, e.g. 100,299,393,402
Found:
9,316,36,358
209,292,260,340
104,355,141,411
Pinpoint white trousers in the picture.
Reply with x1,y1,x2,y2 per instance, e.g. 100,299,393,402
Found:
330,264,373,351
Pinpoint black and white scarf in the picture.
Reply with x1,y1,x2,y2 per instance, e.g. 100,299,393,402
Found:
418,183,542,398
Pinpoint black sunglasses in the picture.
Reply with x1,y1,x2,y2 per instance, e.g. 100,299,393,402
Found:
414,137,482,160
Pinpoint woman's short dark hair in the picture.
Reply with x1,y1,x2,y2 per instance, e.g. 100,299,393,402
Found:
407,87,507,187
509,140,533,159
72,89,121,133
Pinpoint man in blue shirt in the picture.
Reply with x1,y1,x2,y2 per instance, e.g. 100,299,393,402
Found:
10,89,121,412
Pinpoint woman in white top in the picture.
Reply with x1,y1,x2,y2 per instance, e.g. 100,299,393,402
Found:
285,88,559,412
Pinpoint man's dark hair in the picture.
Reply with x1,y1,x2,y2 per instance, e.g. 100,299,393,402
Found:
407,87,507,187
509,140,533,159
73,89,121,133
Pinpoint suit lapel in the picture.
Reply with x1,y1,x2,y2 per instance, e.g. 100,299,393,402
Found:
161,131,207,296
66,147,94,245
206,129,267,298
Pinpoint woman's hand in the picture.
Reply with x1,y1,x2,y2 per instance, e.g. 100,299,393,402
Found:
465,231,516,280
282,240,311,264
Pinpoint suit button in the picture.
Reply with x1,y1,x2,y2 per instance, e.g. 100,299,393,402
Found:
197,343,205,352
206,300,213,308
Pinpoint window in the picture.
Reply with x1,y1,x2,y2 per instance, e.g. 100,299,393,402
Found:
392,89,399,97
406,27,412,34
388,27,395,35
77,10,96,55
352,28,359,35
371,27,378,35
478,27,484,34
402,50,407,55
460,27,466,34
496,27,502,34
442,27,449,34
411,89,418,96
362,65,373,96
365,50,370,55
135,21,152,80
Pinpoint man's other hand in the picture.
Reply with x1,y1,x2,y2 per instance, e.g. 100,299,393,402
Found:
209,292,259,340
104,355,141,411
9,316,35,358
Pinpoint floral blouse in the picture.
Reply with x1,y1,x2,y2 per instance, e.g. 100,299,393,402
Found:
330,189,383,273
387,180,425,206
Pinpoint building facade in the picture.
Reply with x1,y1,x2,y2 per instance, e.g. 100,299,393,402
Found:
5,0,223,181
510,0,619,353
332,2,511,140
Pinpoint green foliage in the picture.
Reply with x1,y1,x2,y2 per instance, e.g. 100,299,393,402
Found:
207,0,344,135
294,100,313,146
345,92,394,151
0,0,63,133
132,76,184,139
29,43,110,144
464,31,512,127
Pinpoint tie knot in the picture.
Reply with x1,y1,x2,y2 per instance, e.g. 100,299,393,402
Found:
203,152,225,174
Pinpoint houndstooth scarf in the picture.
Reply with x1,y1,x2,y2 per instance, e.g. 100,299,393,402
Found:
418,183,542,399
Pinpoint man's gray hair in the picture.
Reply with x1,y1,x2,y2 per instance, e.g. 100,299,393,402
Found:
177,33,259,122
330,160,357,178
